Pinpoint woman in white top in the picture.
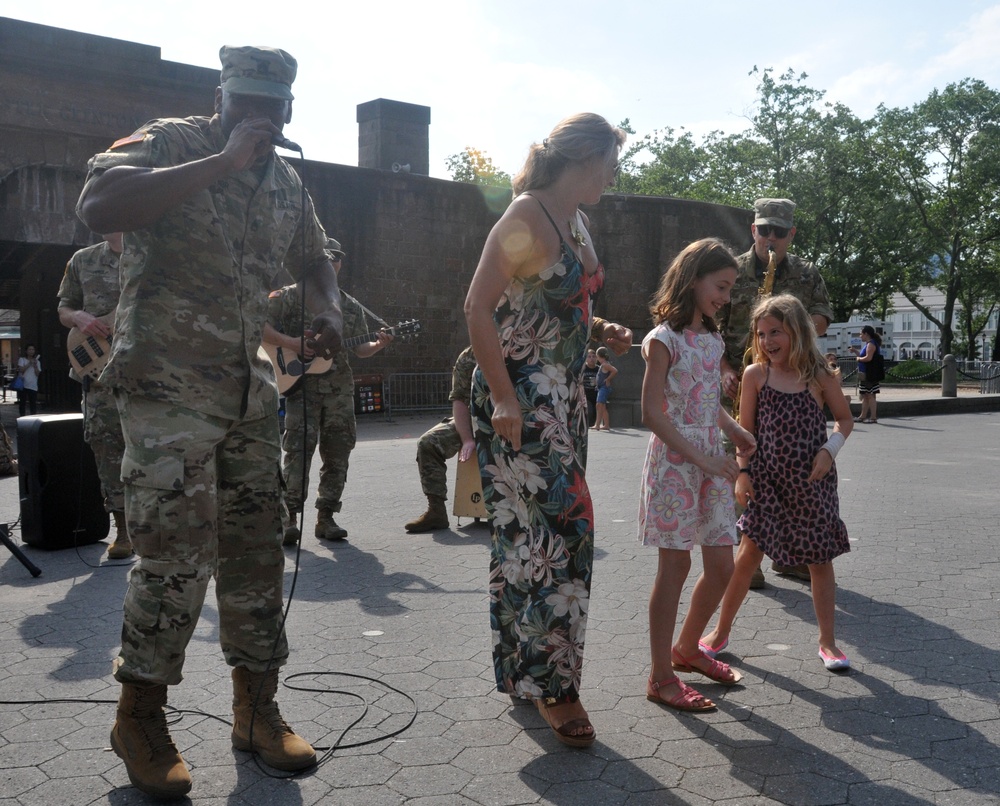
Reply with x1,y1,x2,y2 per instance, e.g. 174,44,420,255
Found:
16,344,41,416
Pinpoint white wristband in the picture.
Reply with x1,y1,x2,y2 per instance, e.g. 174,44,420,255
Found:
821,432,846,460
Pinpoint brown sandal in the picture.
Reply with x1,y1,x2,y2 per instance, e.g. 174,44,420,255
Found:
672,648,743,685
646,676,716,712
535,699,596,747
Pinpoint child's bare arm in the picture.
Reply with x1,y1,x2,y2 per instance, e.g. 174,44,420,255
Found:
642,340,738,482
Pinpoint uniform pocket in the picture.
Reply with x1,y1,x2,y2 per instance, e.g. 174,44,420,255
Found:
120,445,184,491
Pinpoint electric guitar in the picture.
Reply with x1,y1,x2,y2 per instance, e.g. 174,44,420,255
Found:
66,314,115,382
262,319,421,395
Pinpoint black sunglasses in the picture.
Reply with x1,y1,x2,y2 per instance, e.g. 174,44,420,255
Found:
756,225,789,238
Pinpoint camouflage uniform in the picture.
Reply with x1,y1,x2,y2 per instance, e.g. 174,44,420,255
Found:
415,346,476,499
57,241,125,513
720,249,834,374
80,113,329,685
268,284,371,513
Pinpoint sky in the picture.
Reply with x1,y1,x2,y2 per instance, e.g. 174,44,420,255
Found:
4,1,1000,179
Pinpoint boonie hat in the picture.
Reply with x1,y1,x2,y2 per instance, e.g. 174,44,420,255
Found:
326,238,346,259
753,198,796,229
219,46,297,100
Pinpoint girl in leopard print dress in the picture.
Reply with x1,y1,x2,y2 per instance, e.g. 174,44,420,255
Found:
701,295,855,671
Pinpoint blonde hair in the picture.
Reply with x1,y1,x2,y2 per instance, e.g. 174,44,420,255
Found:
512,113,626,195
750,294,835,384
649,238,738,333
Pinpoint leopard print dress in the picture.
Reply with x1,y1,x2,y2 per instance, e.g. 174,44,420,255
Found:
737,371,849,566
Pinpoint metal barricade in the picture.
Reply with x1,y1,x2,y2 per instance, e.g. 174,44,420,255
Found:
385,372,452,420
982,362,1000,394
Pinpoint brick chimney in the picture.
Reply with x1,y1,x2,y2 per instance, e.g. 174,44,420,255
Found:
357,98,431,175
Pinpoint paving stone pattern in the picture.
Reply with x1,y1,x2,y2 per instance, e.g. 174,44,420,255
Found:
0,408,997,805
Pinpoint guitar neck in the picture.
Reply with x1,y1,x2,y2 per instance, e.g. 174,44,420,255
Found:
343,328,395,349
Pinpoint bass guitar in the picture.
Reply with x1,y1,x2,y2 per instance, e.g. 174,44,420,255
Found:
262,319,421,395
66,314,115,382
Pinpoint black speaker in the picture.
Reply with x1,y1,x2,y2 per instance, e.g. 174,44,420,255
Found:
17,413,110,549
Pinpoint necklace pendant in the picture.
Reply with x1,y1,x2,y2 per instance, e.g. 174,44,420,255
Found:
569,220,588,247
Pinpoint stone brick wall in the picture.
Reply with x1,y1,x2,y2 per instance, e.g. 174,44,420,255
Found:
0,17,754,415
299,161,753,385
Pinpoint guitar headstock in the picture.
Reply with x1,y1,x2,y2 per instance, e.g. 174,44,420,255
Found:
389,320,421,342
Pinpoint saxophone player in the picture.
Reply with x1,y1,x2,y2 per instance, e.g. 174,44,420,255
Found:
718,197,835,587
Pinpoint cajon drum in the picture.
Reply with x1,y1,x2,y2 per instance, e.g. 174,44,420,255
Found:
453,457,488,520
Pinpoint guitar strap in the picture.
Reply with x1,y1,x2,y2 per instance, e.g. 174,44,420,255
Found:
353,298,390,329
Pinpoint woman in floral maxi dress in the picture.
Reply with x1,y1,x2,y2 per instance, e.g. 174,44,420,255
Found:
464,114,631,747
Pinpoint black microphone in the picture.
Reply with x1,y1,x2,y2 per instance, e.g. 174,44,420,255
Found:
273,134,302,151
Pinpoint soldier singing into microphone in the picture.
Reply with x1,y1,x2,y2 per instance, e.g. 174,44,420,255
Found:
76,45,342,798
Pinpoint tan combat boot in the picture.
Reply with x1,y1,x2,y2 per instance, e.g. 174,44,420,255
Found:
282,509,301,547
315,508,347,541
107,511,134,559
110,682,192,799
404,495,450,533
231,667,317,771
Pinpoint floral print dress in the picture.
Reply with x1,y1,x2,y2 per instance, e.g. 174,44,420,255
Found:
638,325,738,549
471,203,604,703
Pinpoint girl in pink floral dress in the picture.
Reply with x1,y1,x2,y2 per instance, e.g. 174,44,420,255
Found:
639,239,756,712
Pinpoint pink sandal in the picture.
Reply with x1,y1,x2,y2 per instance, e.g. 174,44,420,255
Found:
646,676,715,712
672,648,743,685
697,636,729,659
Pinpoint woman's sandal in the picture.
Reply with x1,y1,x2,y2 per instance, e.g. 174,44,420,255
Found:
672,648,743,685
646,676,716,712
534,699,596,748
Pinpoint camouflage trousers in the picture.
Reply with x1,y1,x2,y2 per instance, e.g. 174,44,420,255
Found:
82,380,125,512
415,416,461,499
113,392,287,686
281,374,356,513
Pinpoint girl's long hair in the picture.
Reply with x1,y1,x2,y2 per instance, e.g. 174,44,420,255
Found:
750,294,836,384
512,113,626,196
650,238,738,333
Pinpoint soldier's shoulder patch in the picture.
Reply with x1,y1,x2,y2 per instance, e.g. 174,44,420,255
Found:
110,133,147,150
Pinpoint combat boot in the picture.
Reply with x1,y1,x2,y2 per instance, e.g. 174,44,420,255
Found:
404,495,450,533
282,508,301,547
110,682,192,799
315,508,347,541
107,510,134,559
231,667,317,771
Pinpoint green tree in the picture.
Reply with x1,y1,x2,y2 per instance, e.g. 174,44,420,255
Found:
445,147,511,187
866,79,1000,355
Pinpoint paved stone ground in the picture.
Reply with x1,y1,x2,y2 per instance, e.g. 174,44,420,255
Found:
0,404,997,805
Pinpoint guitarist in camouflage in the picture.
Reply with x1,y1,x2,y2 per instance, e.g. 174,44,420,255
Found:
57,232,132,559
264,238,393,544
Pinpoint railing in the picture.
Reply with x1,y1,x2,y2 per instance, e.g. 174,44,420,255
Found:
385,372,452,420
830,356,1000,392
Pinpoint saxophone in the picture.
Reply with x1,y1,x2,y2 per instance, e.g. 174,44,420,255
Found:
732,245,776,419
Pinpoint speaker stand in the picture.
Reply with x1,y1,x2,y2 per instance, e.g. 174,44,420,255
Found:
0,524,42,577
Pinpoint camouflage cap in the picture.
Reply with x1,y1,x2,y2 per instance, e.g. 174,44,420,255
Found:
753,198,796,228
325,238,346,259
219,46,297,100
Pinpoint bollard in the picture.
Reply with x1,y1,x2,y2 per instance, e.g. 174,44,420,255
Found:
941,354,957,397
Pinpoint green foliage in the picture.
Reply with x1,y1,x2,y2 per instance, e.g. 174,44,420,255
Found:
618,69,1000,346
889,358,939,384
445,147,512,187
